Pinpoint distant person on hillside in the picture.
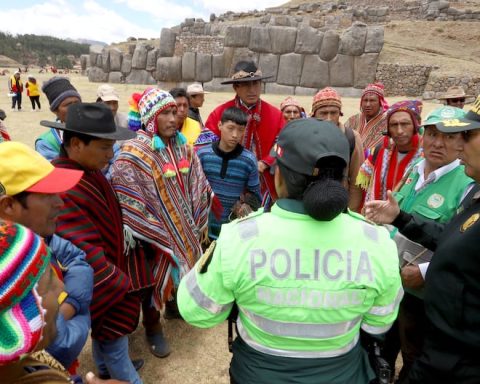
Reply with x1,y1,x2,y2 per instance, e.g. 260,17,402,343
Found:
0,109,10,142
36,76,81,161
8,70,23,111
279,96,305,122
438,85,473,110
26,76,41,111
187,83,209,127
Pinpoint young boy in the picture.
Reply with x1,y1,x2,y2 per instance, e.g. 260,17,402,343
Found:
197,106,261,239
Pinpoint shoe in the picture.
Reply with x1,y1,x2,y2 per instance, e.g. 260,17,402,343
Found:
164,299,182,319
146,332,171,358
97,358,144,380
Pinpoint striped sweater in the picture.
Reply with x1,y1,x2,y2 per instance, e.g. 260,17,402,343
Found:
52,157,140,341
197,142,261,238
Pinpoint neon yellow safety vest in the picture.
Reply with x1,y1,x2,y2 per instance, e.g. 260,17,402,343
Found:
178,200,402,360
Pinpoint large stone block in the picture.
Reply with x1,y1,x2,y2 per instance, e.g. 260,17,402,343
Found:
146,49,158,72
258,54,279,82
294,86,318,96
203,78,233,93
121,54,132,74
108,71,124,84
132,44,148,69
196,53,212,83
329,54,354,87
126,69,156,85
225,26,251,47
354,53,379,88
156,57,182,82
182,52,196,81
334,87,363,97
101,50,110,72
265,83,295,95
339,22,368,56
109,49,122,71
249,27,272,53
319,30,340,61
96,55,103,68
277,53,303,86
159,28,177,57
212,54,227,77
300,55,329,88
88,67,108,82
229,48,259,75
295,26,323,54
364,26,384,53
89,45,103,68
80,54,89,70
269,26,297,54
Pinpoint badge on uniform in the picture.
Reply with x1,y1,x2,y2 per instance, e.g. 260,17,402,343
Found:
197,240,216,274
427,193,444,209
460,213,480,233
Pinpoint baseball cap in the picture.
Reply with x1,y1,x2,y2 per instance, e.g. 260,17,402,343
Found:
272,118,349,176
97,84,120,102
0,142,83,196
436,95,480,133
421,106,466,127
186,83,210,95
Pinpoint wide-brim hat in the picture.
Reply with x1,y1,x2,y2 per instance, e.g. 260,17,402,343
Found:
436,95,480,133
40,102,136,141
221,60,272,85
186,83,210,95
438,85,473,100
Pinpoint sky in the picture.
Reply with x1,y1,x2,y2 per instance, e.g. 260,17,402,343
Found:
0,0,284,44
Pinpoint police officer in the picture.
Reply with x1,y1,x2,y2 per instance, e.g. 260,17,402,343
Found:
178,118,403,384
365,96,480,384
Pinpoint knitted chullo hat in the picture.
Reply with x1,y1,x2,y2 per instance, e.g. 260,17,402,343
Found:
311,87,343,116
0,220,51,365
386,100,423,134
361,82,389,113
42,76,81,112
128,88,188,152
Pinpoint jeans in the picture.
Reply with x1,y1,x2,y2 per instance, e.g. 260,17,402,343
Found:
92,336,143,384
11,93,22,109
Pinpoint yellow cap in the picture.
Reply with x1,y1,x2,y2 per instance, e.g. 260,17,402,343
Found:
0,142,83,196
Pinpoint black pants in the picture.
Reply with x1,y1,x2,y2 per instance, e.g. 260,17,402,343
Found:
11,93,22,109
29,96,41,110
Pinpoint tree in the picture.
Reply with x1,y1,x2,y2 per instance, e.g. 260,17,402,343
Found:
56,55,73,69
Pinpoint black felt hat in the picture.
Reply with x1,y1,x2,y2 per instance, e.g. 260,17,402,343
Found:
40,102,136,141
221,60,272,85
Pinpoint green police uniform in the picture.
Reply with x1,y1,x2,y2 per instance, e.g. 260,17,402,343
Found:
178,199,402,384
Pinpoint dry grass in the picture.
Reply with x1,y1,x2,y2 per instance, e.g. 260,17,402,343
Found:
1,70,441,383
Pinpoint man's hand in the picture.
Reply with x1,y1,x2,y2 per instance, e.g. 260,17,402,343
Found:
364,190,400,224
85,372,129,384
401,265,424,289
257,161,268,173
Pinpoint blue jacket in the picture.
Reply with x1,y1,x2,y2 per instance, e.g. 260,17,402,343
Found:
46,235,93,369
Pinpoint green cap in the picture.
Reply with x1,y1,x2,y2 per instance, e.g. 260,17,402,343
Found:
421,106,465,127
272,118,349,176
436,95,480,133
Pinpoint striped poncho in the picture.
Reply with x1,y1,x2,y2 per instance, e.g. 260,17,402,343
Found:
111,130,214,309
52,157,140,341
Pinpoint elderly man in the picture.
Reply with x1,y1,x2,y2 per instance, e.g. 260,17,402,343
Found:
357,100,423,203
345,83,389,153
203,60,284,201
373,107,473,382
311,87,364,211
438,85,473,110
364,97,480,384
279,96,305,122
187,83,209,127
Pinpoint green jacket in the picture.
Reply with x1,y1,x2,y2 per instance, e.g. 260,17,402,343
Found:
178,199,402,383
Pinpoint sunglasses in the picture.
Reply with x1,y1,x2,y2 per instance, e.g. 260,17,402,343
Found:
449,98,466,103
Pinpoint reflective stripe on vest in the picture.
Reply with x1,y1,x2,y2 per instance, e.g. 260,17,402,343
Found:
368,287,404,316
185,271,233,315
360,322,392,335
241,307,361,339
237,318,360,358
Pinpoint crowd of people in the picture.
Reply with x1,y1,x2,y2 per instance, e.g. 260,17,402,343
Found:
1,58,479,384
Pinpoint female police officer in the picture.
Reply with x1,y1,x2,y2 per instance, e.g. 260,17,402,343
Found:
178,118,402,384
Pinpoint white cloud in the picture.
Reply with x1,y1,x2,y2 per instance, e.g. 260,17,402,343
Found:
198,0,282,14
0,0,159,44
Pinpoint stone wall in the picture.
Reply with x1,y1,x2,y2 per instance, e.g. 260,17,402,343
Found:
174,36,224,56
87,22,384,96
423,73,480,99
375,63,433,96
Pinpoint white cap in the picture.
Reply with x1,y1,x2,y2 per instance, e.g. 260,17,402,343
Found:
186,83,210,95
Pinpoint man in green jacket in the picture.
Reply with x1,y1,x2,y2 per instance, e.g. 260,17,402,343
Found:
178,118,402,384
